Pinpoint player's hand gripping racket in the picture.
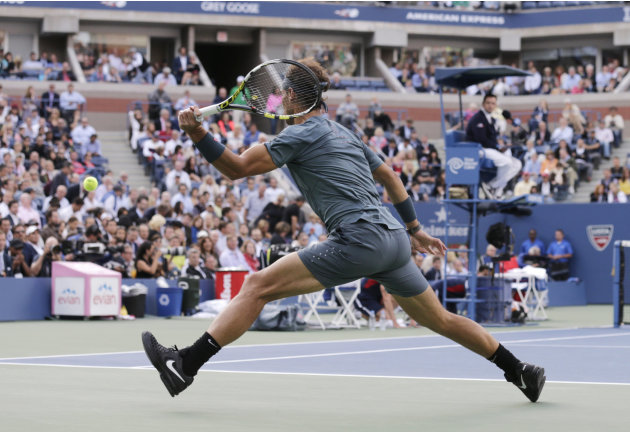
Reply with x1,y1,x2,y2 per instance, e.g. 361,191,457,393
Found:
195,59,325,122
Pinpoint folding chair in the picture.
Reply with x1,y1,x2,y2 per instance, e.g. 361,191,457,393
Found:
298,289,338,330
331,280,362,329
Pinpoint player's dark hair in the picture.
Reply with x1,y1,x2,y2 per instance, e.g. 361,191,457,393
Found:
293,57,330,110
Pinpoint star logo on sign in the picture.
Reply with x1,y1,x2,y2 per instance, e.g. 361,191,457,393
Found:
435,207,447,223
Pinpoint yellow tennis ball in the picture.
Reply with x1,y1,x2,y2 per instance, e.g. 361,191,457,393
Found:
83,176,98,192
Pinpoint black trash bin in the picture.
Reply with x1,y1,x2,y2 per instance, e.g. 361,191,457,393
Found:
122,294,146,318
178,277,201,316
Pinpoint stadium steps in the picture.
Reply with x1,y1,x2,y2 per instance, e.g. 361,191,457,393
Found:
570,138,630,203
98,131,152,190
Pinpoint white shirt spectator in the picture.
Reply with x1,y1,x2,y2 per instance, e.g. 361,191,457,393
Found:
219,247,249,269
596,70,612,90
562,72,581,92
264,186,284,204
164,137,183,157
58,205,85,223
60,90,86,111
550,125,573,144
604,113,624,131
154,71,177,86
71,124,96,148
524,71,542,93
43,196,69,213
595,125,614,146
103,192,129,215
174,95,197,111
165,169,191,191
170,193,194,213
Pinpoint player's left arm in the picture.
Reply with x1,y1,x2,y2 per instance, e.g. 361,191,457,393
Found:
179,106,276,180
372,163,446,256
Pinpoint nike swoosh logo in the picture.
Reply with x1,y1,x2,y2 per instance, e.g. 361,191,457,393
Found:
208,339,218,349
166,359,185,383
519,375,527,390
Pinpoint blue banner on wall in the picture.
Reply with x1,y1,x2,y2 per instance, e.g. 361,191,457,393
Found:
2,1,629,29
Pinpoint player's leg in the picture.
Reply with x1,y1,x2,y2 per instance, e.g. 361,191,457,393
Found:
142,252,324,397
206,252,324,347
393,288,498,357
375,256,546,402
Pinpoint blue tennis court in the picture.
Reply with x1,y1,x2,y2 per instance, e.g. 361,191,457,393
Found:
2,327,629,385
1,316,628,432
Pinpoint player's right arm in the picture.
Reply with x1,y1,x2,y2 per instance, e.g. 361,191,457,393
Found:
178,106,276,180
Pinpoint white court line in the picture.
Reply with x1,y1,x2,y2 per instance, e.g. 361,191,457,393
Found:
0,362,628,387
1,330,629,363
200,370,630,387
515,344,630,349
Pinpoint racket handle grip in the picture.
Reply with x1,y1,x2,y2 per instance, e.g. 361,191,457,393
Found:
195,104,221,122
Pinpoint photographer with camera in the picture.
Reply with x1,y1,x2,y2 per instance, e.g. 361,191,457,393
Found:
73,224,110,265
3,240,33,277
31,236,63,277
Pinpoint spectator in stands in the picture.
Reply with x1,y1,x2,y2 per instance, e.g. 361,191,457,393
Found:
547,229,573,281
465,94,522,199
336,93,359,130
607,182,627,203
181,247,211,278
165,160,191,192
574,139,594,182
604,106,624,146
513,171,536,197
550,117,573,146
329,72,345,90
128,47,152,84
595,64,612,92
219,235,248,268
17,193,40,227
135,240,164,278
594,120,614,159
524,62,541,95
40,83,60,120
172,46,190,84
148,82,172,121
57,62,76,82
590,183,606,203
3,239,33,277
243,123,260,148
175,90,197,112
154,66,177,86
425,256,442,281
241,239,259,273
82,134,102,159
611,156,624,180
59,83,85,125
518,229,546,267
282,196,305,237
71,117,96,149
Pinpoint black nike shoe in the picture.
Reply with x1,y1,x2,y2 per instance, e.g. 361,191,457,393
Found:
142,331,193,397
506,362,546,403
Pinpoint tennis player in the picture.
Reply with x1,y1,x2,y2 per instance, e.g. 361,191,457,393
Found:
142,58,545,402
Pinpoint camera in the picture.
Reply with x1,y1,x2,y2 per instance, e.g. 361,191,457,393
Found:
51,245,61,255
161,246,186,255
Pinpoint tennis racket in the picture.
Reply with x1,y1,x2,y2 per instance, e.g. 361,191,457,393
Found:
194,59,325,122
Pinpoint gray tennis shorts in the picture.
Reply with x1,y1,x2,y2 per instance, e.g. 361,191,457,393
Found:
298,220,429,297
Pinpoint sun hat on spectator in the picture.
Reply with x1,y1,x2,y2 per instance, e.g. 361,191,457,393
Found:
25,226,40,236
196,230,209,239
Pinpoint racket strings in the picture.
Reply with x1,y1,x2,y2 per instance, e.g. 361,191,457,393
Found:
244,62,319,116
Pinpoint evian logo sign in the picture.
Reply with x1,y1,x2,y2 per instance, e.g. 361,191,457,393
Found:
447,157,477,174
93,283,116,305
587,225,614,252
58,288,81,305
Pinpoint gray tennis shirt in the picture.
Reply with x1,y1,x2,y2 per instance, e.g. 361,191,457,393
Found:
264,116,402,233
